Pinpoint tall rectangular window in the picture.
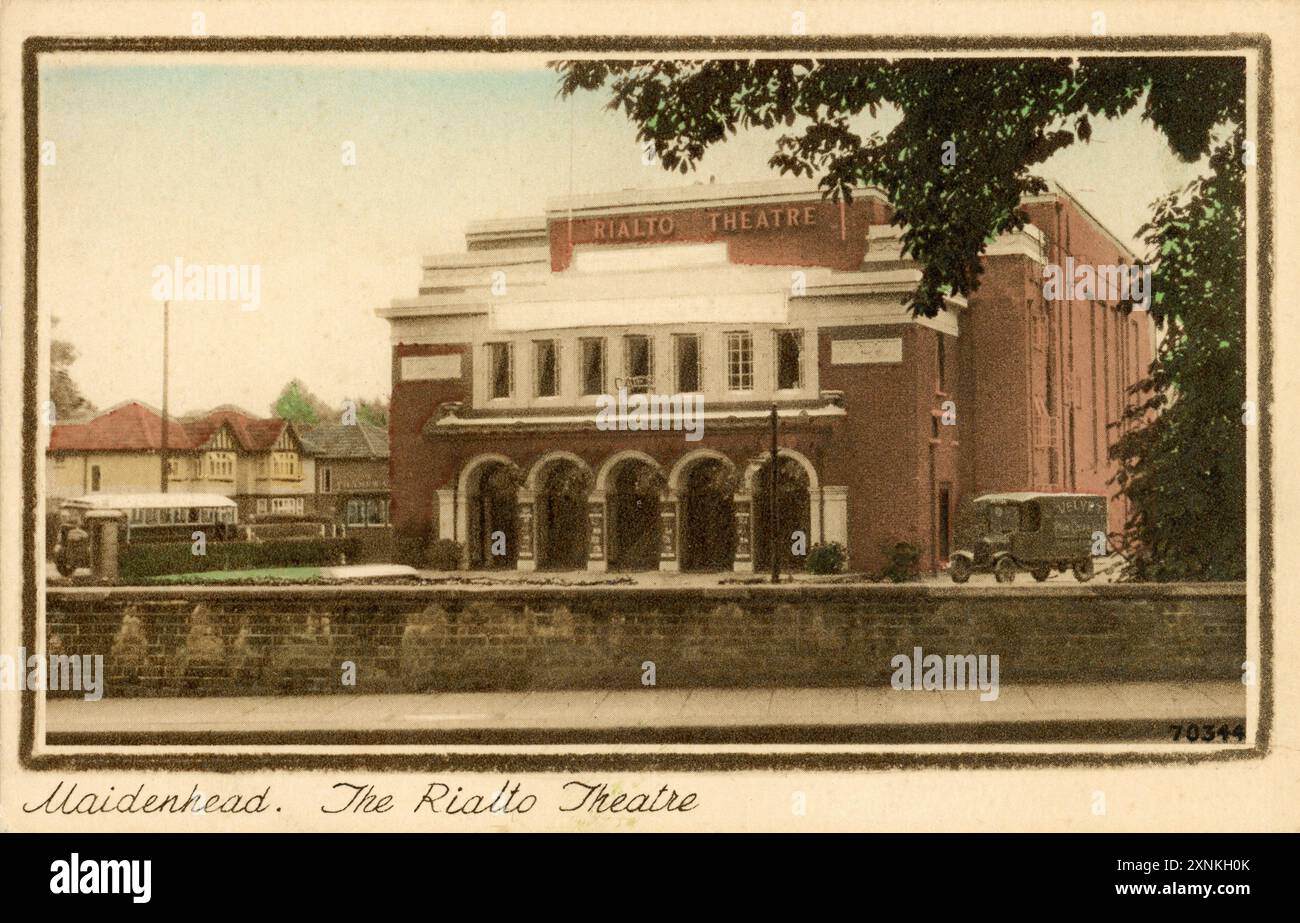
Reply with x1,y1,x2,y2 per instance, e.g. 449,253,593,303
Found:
776,329,803,390
727,331,754,391
936,332,947,393
1101,306,1111,446
1089,303,1099,465
674,334,701,392
623,335,653,394
580,338,605,396
534,339,559,397
487,342,513,399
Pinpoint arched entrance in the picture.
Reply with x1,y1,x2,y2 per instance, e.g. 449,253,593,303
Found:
753,456,812,572
535,459,590,570
607,460,664,571
467,461,519,569
680,458,737,571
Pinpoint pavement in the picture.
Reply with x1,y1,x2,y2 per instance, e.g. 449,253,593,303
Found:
44,681,1246,744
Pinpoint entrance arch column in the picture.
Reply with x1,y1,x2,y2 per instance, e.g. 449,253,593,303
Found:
587,489,608,572
733,491,754,573
515,488,536,571
658,490,680,572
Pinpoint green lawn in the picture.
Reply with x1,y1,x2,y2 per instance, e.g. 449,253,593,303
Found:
145,566,322,583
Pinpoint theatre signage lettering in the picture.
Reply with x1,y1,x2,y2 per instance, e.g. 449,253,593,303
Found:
586,205,819,242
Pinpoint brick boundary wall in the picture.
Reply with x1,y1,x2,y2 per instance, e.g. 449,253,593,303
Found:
43,583,1246,696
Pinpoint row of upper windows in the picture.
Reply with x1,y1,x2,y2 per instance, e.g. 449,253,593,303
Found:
485,330,806,400
162,451,301,482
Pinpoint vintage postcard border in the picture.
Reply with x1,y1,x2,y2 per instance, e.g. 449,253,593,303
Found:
18,33,1274,773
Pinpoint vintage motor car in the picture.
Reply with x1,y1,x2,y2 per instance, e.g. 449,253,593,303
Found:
948,492,1107,584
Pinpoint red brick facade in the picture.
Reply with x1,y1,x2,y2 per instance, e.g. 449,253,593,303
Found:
381,182,1151,574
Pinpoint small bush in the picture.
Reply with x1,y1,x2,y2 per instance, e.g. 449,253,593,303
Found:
426,538,465,571
807,541,847,575
881,541,921,583
394,534,427,568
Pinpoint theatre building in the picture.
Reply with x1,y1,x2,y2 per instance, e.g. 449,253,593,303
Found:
380,179,1152,574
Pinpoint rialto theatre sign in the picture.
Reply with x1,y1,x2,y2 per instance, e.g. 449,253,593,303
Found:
586,205,821,241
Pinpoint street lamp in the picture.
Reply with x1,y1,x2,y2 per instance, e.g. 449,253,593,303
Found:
160,299,170,493
769,403,779,584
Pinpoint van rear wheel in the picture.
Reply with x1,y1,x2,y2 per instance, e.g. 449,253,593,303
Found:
1072,557,1095,582
994,557,1017,583
949,557,972,584
1031,565,1051,582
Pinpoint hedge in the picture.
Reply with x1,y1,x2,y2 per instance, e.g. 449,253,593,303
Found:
119,537,361,581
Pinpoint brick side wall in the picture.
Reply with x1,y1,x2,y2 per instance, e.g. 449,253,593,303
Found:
389,343,471,546
45,584,1244,696
819,324,926,571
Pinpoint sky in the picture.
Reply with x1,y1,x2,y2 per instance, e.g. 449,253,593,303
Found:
37,52,1207,418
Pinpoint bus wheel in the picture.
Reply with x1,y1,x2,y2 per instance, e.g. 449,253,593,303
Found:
1031,565,1051,582
949,557,972,584
1072,557,1095,582
994,557,1017,583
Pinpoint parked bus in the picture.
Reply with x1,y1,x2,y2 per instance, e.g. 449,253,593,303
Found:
54,493,239,576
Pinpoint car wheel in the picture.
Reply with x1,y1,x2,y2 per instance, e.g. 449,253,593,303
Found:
1031,565,1051,582
994,557,1017,583
1072,557,1095,582
949,557,972,584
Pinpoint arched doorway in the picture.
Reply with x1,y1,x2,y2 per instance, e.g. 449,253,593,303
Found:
467,461,519,569
680,458,737,571
607,460,664,571
535,459,590,570
753,456,812,572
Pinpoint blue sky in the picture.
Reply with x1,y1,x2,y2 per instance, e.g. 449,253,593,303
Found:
38,54,1206,416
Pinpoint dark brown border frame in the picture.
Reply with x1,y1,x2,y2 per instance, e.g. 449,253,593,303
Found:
18,34,1273,773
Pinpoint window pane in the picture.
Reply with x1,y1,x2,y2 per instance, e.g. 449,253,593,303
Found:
776,330,802,390
623,335,652,394
727,332,754,391
580,338,605,395
534,340,558,397
488,343,512,398
674,334,700,392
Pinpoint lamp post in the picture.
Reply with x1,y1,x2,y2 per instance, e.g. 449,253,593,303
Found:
769,402,780,584
159,299,170,493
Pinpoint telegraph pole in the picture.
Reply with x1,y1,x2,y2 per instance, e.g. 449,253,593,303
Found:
160,299,170,493
769,403,780,584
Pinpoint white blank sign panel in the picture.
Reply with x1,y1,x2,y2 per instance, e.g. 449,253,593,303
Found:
401,354,462,381
831,338,904,365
